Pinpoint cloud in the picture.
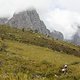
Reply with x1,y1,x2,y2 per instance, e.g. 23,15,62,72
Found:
0,0,53,17
45,8,80,39
54,0,80,12
0,0,80,39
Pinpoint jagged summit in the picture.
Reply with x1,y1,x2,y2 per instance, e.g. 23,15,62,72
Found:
8,9,51,36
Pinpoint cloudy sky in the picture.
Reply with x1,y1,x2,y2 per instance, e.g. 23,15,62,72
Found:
0,0,80,39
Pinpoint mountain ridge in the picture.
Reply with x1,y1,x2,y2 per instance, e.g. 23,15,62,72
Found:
0,9,64,40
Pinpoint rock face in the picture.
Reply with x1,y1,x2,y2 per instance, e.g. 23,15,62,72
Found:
8,10,50,36
0,9,64,40
71,27,80,45
50,30,64,40
0,18,8,24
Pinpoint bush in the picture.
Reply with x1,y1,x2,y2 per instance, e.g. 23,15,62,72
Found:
0,42,7,52
34,30,38,33
22,28,25,32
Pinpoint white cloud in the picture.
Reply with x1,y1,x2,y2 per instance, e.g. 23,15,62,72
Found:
0,0,53,17
53,0,80,12
45,8,80,39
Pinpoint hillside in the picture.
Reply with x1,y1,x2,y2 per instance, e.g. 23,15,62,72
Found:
0,25,80,80
0,25,80,56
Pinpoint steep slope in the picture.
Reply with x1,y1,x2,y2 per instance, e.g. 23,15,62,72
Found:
0,25,80,56
7,9,50,36
0,25,80,80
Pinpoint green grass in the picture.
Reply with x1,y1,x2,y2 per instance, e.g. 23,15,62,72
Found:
0,39,80,80
0,25,80,57
6,40,80,66
0,25,80,80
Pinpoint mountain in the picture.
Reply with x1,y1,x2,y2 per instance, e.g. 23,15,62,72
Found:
0,9,63,40
7,9,51,36
0,18,8,24
71,26,80,45
50,30,63,40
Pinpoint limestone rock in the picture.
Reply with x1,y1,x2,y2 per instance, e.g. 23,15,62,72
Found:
7,9,50,36
50,30,64,40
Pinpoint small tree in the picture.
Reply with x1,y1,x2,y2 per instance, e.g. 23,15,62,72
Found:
0,42,7,52
34,30,38,33
22,28,25,32
1,34,5,40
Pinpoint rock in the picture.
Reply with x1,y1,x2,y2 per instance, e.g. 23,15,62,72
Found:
50,30,64,40
7,9,50,36
8,10,33,29
64,64,68,68
0,18,8,24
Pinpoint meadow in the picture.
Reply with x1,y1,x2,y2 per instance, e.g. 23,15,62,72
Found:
0,25,80,80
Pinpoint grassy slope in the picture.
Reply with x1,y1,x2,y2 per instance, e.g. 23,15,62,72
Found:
0,25,80,56
0,39,80,80
0,25,80,80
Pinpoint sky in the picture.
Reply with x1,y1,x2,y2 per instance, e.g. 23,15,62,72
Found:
0,0,80,39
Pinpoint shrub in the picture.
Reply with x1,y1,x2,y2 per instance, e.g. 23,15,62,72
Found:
1,34,5,40
0,42,7,52
22,28,25,32
34,30,38,33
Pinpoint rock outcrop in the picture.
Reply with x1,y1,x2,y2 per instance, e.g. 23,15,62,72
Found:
7,9,50,36
50,30,64,40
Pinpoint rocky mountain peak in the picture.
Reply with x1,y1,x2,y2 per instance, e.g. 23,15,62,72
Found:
7,9,51,36
0,9,64,40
